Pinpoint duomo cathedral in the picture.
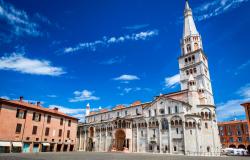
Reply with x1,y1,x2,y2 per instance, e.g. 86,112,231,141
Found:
78,1,221,155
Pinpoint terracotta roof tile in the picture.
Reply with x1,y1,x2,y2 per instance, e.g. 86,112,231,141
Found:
0,98,78,120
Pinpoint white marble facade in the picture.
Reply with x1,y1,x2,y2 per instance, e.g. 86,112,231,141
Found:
77,1,221,156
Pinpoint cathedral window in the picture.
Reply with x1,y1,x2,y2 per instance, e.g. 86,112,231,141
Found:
149,145,153,150
159,109,165,114
207,146,210,152
192,55,195,60
188,56,191,62
141,130,143,137
168,107,171,114
190,130,192,135
136,108,139,115
154,109,157,116
187,44,191,53
165,146,168,151
189,68,193,74
205,122,208,129
171,120,174,126
162,119,168,130
174,146,177,151
185,58,188,63
194,43,199,51
193,68,197,73
153,129,156,137
186,70,189,75
175,120,179,126
148,110,151,117
189,122,192,127
176,128,179,134
175,106,178,113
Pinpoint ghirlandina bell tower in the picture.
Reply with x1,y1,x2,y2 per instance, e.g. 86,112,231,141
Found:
178,0,214,106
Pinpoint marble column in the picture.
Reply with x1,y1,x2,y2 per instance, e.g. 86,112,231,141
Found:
99,129,102,152
168,121,172,154
195,125,199,153
84,129,87,151
182,121,186,155
146,121,150,152
136,123,139,152
94,127,96,152
105,125,108,152
79,127,82,150
159,120,162,153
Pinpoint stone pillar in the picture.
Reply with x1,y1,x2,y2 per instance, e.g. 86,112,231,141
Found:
182,121,186,155
99,129,102,152
195,125,199,153
136,123,139,152
211,120,216,154
79,127,82,151
84,129,87,151
94,127,96,152
168,121,172,154
159,120,162,153
146,121,150,152
105,125,108,152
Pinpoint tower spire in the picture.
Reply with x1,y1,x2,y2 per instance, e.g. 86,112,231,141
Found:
185,0,190,10
183,0,198,38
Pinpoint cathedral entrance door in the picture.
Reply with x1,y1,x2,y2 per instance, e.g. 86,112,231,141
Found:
115,129,126,151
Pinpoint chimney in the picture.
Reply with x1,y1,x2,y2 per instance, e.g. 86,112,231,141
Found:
36,101,41,106
53,107,58,111
19,96,23,102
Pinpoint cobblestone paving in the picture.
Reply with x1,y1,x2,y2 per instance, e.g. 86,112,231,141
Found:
0,152,249,160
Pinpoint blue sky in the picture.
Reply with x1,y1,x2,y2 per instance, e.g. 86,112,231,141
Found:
0,0,249,122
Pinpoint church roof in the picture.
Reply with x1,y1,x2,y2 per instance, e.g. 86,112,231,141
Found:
183,0,199,38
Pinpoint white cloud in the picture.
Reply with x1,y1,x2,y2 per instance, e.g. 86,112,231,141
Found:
118,86,151,96
237,83,250,98
0,0,41,37
123,24,149,30
216,98,249,122
0,53,65,76
194,0,249,21
69,90,100,102
113,74,140,81
216,83,250,121
164,74,180,88
63,30,158,53
47,95,57,98
49,105,85,121
0,96,9,99
49,105,84,114
100,56,125,65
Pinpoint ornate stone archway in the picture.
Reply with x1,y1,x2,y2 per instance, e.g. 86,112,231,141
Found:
115,129,126,151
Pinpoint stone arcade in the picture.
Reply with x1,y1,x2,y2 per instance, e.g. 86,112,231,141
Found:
77,1,221,155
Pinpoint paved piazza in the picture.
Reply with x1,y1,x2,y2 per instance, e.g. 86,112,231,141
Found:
0,152,249,160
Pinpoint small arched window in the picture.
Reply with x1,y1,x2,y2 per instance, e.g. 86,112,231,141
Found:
194,43,199,51
175,106,178,113
187,44,191,53
168,107,171,114
207,146,210,152
205,122,208,129
174,146,177,151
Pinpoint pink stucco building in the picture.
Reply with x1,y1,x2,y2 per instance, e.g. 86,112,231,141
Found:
0,97,78,153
